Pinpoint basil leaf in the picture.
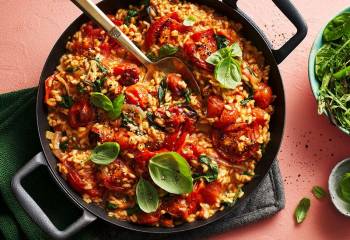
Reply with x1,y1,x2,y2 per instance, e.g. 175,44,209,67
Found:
58,95,73,108
159,44,178,58
206,47,229,65
136,177,159,213
149,152,193,194
124,9,139,25
90,92,113,112
214,57,241,89
92,77,106,92
106,202,118,210
338,172,350,203
146,52,158,62
229,42,243,59
193,155,218,183
182,88,191,104
294,198,310,224
312,186,327,199
215,34,229,49
108,94,125,120
90,142,120,165
183,16,196,26
240,96,253,105
158,78,167,104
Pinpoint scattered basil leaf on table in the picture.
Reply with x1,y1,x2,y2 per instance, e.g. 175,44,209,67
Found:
193,155,218,183
58,95,73,108
215,34,230,49
90,142,120,165
108,94,125,120
158,78,167,104
294,197,310,224
312,186,327,199
136,177,159,213
90,92,113,111
183,16,196,26
148,152,193,194
338,172,350,203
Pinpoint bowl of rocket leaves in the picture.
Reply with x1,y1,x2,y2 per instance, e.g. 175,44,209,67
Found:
308,7,350,135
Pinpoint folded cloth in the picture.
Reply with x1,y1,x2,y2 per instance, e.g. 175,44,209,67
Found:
0,88,285,240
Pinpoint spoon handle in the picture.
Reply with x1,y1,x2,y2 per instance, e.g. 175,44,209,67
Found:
71,0,152,66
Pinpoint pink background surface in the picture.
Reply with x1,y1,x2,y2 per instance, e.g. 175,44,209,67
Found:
1,0,350,239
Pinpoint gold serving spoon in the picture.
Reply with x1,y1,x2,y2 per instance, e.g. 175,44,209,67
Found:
71,0,201,95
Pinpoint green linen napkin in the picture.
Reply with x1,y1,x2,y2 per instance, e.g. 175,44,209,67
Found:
0,88,284,240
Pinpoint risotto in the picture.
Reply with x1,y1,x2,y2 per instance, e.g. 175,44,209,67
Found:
44,0,273,227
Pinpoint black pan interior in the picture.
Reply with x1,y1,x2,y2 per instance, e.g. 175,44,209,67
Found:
36,0,285,233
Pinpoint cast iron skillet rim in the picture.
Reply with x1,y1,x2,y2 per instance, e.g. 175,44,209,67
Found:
36,0,286,234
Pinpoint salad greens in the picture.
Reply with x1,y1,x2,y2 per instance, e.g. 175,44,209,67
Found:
206,42,242,89
338,172,350,203
315,12,350,131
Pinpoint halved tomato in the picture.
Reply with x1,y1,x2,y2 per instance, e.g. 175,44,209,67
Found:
207,95,224,117
183,29,218,71
253,83,273,109
214,108,239,129
113,63,140,86
125,85,148,109
68,99,95,129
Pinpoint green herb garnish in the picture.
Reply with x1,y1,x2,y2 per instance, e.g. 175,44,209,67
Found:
124,9,138,25
126,205,142,215
58,95,73,108
206,43,242,89
90,92,124,120
149,152,193,194
183,16,196,26
59,141,68,152
193,155,218,183
92,77,106,92
146,112,165,131
294,197,310,224
158,78,167,104
215,34,230,49
182,88,191,104
240,96,253,105
76,84,86,93
108,94,125,120
65,66,76,73
106,202,118,210
90,142,120,165
312,186,327,199
136,177,159,213
159,44,178,58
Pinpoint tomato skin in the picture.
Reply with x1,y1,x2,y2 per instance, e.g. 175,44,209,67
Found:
125,85,148,109
183,29,217,71
167,73,184,95
214,108,239,129
113,63,140,86
136,212,160,225
68,99,95,129
67,171,85,193
114,128,135,150
199,181,222,205
253,83,273,109
207,95,224,117
145,12,189,49
252,107,267,125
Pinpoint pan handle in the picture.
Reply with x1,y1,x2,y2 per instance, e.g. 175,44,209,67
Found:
223,0,307,64
11,152,97,240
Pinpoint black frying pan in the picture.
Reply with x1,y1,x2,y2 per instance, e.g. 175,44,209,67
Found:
11,0,307,239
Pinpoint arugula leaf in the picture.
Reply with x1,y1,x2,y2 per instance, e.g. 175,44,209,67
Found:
58,95,73,108
193,155,218,183
215,34,230,49
312,186,327,199
183,16,196,26
294,198,310,224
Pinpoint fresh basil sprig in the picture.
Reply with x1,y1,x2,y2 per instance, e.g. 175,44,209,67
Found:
294,197,310,224
90,142,120,165
90,92,124,120
149,152,193,194
193,155,218,183
183,16,196,26
312,186,327,200
206,43,242,89
136,177,159,213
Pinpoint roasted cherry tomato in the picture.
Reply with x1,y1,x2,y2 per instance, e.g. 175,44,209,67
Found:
67,170,85,193
145,12,190,49
198,181,222,205
113,63,140,86
183,29,218,71
214,108,239,129
166,73,185,95
253,83,273,109
125,85,148,109
68,99,95,129
114,128,135,150
252,107,267,125
136,212,160,225
207,95,224,117
44,74,54,103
